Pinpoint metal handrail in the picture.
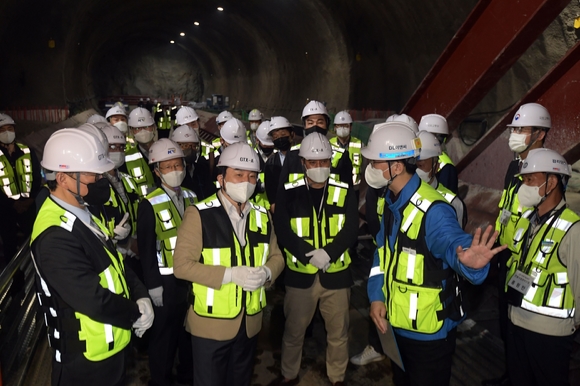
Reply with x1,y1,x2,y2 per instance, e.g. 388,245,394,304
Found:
0,238,45,386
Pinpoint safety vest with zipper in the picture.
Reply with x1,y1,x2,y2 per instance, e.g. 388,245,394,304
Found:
124,146,155,197
329,136,362,186
495,175,526,248
0,143,33,200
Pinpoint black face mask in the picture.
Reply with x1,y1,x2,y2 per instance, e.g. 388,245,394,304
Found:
83,178,111,206
304,126,327,136
273,136,292,151
260,146,275,156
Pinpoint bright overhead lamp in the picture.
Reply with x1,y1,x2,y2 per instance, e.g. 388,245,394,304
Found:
194,21,200,26
217,7,224,11
180,32,185,36
170,40,175,44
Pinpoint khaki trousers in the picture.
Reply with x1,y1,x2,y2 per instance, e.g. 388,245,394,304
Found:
281,275,350,383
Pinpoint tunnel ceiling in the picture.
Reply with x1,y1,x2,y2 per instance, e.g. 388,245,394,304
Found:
0,0,480,121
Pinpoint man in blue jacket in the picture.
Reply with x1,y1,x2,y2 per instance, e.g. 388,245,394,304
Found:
363,123,507,386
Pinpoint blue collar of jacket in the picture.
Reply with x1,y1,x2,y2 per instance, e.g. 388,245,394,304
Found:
386,172,421,212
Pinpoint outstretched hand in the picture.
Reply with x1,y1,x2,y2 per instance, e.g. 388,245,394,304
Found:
457,225,507,269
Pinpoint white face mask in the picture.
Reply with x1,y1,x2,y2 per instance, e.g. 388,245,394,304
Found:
160,170,186,188
250,123,259,131
134,129,154,144
517,181,546,208
365,164,391,189
306,167,330,183
225,181,256,203
336,126,350,138
508,132,529,153
0,131,15,144
416,168,431,183
109,152,125,168
114,121,128,134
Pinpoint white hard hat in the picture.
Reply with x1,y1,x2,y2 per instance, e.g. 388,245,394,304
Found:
220,118,246,144
248,109,263,121
417,131,442,160
334,110,353,124
362,123,421,161
256,121,273,146
517,148,570,177
299,132,332,160
418,114,449,135
87,114,107,125
148,138,184,164
301,100,329,120
77,123,109,154
216,110,233,125
128,107,155,128
0,113,15,127
507,103,551,129
42,129,114,175
217,142,260,172
268,116,292,134
171,125,200,143
100,124,126,145
105,105,127,119
386,114,419,133
176,106,199,125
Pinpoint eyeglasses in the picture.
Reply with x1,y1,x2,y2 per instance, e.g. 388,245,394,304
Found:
304,159,331,168
109,144,125,152
67,172,104,182
159,163,184,172
510,127,533,134
133,125,154,132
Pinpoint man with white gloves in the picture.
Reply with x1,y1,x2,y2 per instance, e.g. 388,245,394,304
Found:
174,142,285,386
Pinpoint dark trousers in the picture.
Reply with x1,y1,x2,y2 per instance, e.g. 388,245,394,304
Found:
51,348,126,386
191,317,258,386
506,320,573,386
391,328,457,386
148,300,192,386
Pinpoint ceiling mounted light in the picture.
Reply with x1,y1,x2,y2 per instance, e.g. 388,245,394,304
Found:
217,6,224,11
170,40,175,44
194,21,200,26
180,32,185,36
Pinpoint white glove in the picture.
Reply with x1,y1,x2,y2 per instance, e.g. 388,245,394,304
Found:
148,286,164,307
306,249,331,272
133,298,154,337
113,213,131,241
242,266,271,291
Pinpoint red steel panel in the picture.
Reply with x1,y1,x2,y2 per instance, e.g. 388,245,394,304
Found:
402,0,569,131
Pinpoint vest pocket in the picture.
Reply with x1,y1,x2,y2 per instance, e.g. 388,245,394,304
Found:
390,282,444,334
394,250,424,285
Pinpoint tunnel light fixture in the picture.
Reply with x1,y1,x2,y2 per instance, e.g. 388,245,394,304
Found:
194,21,200,26
180,32,185,36
217,6,224,11
170,40,175,44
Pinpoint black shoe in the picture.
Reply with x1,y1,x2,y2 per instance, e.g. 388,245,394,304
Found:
266,375,299,386
482,373,511,386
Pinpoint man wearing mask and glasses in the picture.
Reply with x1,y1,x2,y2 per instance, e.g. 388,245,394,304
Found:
137,138,197,386
32,129,153,386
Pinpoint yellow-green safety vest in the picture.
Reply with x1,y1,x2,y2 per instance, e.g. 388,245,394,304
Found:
31,198,131,361
105,172,141,237
146,187,197,275
506,207,579,319
329,136,362,186
193,195,271,318
253,172,271,210
124,146,155,197
0,143,33,199
495,175,527,249
437,152,455,173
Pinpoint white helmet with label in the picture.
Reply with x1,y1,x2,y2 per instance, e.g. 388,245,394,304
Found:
216,110,233,125
418,114,449,135
517,148,570,177
217,142,260,172
105,105,127,119
507,103,551,129
176,106,199,125
148,138,184,164
42,129,114,176
0,113,15,128
100,124,126,145
362,123,421,161
386,114,418,133
128,107,155,128
417,131,441,160
256,121,273,146
87,114,107,125
268,116,292,134
301,100,330,120
77,123,109,154
299,132,332,160
334,110,353,124
220,118,246,144
248,109,263,121
171,125,200,143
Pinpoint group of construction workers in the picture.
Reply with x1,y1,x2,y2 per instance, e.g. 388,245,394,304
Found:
0,98,577,386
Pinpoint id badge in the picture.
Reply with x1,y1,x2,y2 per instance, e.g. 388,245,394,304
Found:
499,209,511,226
507,270,533,295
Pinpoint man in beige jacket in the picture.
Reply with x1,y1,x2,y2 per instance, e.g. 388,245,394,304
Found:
174,142,285,386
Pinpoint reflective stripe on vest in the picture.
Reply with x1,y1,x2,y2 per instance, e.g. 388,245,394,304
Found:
193,197,270,318
147,188,197,274
506,207,578,319
0,143,33,200
31,198,131,361
437,152,455,172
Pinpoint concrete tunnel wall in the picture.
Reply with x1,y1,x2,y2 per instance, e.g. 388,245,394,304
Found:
1,0,579,190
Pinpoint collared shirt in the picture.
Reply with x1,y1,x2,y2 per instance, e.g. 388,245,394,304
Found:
278,152,286,166
50,194,108,242
162,184,184,216
218,189,250,247
105,171,128,204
